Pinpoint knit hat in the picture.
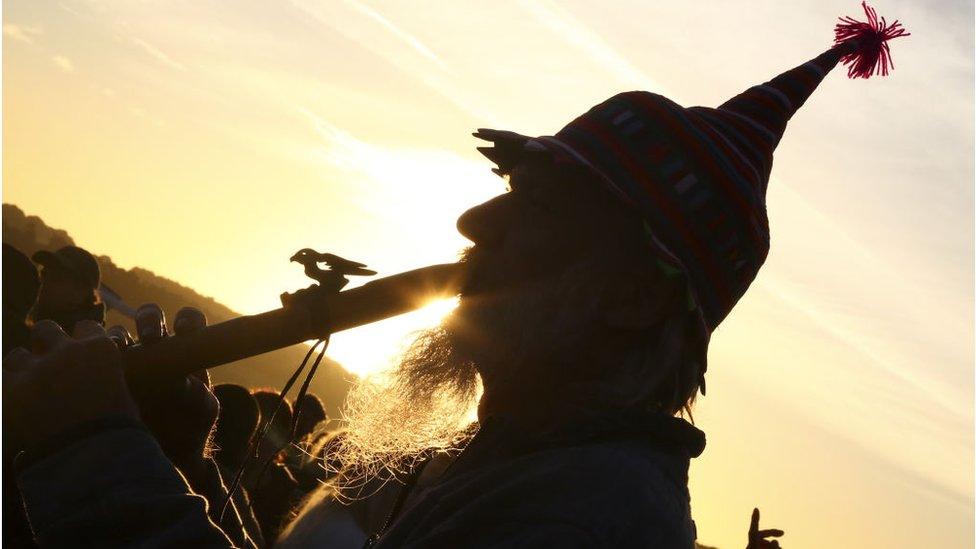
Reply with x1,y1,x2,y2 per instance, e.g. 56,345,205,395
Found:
474,2,908,332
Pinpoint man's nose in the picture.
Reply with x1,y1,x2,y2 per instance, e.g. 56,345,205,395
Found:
456,194,512,249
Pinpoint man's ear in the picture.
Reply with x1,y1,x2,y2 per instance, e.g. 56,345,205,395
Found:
597,271,682,330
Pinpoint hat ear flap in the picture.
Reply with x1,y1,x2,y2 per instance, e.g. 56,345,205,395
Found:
474,128,531,176
597,271,683,330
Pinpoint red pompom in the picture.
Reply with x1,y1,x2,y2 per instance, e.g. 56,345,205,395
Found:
834,1,910,79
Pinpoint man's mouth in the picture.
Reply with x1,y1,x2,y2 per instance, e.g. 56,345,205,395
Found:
458,249,542,301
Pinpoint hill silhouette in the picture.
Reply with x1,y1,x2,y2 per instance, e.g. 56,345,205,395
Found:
2,203,354,419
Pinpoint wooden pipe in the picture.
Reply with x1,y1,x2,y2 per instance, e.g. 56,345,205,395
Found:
121,263,466,380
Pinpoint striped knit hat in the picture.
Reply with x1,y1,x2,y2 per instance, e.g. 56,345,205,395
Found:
475,3,907,332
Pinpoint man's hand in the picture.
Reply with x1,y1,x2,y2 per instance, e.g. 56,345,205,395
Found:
3,320,139,449
125,304,219,479
747,508,784,549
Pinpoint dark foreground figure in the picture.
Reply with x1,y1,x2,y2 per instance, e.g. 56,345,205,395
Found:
4,10,906,548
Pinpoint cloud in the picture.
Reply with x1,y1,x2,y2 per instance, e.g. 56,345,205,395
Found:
338,0,449,72
288,0,500,124
130,37,186,71
127,105,164,127
290,0,449,73
4,23,43,44
58,3,85,18
516,0,663,92
51,55,75,73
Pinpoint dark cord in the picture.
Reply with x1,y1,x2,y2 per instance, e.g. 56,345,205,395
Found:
219,337,329,520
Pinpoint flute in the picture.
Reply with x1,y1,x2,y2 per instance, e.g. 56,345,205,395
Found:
121,262,466,380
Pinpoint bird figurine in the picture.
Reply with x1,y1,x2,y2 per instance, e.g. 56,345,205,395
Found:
290,248,377,293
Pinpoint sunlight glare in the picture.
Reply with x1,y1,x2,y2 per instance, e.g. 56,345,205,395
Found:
326,296,459,378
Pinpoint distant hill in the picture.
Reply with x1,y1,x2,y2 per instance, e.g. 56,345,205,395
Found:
2,203,354,419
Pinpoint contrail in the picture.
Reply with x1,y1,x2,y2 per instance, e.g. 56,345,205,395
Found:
130,37,187,71
340,0,450,72
517,0,664,92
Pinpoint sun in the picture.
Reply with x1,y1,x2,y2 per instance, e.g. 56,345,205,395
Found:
325,296,459,378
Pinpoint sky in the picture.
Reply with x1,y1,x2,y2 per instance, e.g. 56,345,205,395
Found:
3,1,973,547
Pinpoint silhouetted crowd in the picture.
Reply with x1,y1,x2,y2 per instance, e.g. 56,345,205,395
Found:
3,243,341,548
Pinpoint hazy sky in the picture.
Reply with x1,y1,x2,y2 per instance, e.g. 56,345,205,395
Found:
3,1,973,547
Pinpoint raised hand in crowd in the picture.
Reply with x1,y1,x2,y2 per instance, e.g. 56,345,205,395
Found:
115,304,264,548
4,319,237,547
121,304,219,483
4,319,138,450
747,508,785,549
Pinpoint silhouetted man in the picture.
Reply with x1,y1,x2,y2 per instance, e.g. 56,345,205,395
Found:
251,389,294,467
29,245,105,334
2,245,39,549
3,28,900,547
213,384,261,472
294,393,327,443
212,383,266,546
248,389,303,544
3,243,39,357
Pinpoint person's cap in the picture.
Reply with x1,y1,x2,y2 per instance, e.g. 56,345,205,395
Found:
473,3,908,333
32,245,101,289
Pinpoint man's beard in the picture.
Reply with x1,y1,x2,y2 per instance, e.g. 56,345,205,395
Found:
328,324,480,498
329,258,602,497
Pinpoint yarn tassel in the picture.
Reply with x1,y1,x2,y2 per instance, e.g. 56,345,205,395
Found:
834,1,910,79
